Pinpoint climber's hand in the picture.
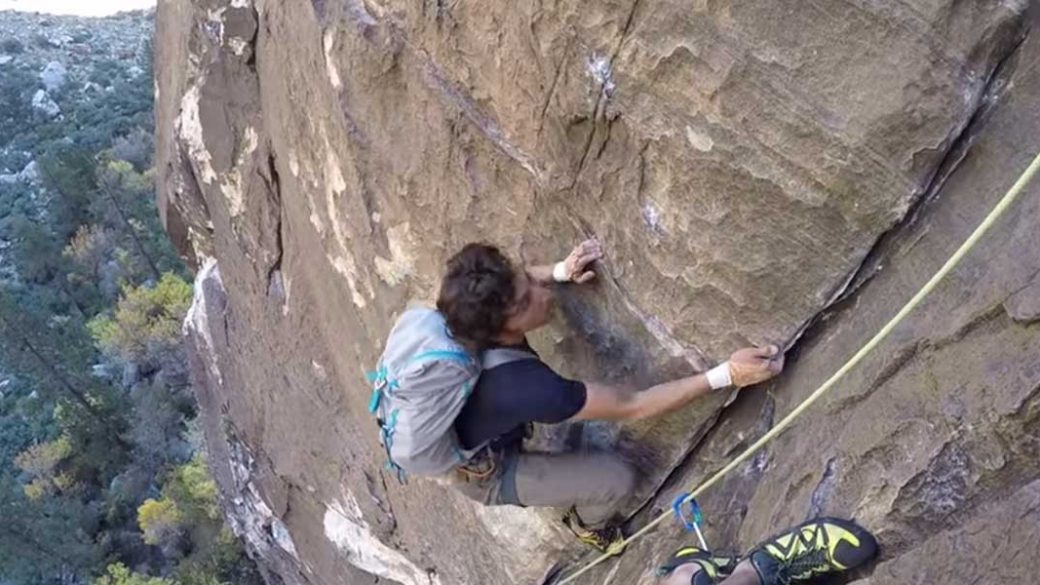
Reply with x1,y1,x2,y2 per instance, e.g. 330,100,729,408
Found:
558,238,603,284
728,345,784,387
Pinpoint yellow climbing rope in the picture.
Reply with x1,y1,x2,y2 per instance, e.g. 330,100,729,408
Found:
556,149,1040,584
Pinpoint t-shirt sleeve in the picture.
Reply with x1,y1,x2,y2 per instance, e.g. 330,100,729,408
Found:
503,359,587,424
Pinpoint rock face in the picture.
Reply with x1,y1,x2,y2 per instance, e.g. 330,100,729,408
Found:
39,60,67,91
157,1,1040,583
31,88,60,118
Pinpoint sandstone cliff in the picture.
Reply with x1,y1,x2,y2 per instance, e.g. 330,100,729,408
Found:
156,1,1040,583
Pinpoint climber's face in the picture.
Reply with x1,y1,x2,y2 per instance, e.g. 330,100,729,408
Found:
501,270,553,335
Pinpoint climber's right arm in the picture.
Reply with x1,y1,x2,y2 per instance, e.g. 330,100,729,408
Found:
574,375,714,422
570,345,785,422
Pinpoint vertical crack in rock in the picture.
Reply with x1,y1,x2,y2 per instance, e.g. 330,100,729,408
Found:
827,29,1029,308
333,0,549,185
245,1,260,70
912,33,1028,221
611,0,643,63
261,152,285,298
363,469,398,533
537,38,573,136
630,389,777,524
570,0,641,188
767,21,1029,367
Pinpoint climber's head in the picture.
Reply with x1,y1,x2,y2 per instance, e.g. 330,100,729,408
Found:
437,243,553,348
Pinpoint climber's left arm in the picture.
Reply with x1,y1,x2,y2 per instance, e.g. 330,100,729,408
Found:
529,238,603,285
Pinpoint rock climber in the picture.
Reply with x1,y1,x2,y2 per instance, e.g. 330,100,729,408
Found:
436,239,786,551
655,517,878,585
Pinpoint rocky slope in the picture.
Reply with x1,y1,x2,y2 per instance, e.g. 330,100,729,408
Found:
157,1,1039,583
0,8,153,271
0,9,153,130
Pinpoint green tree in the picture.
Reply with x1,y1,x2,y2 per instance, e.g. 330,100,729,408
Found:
0,474,100,581
14,435,74,500
64,224,121,311
7,215,65,284
40,147,98,239
112,127,154,172
94,159,161,280
0,20,261,583
0,289,131,463
0,66,35,141
93,563,176,585
148,456,261,585
138,497,184,546
0,402,37,476
163,455,221,525
93,155,181,282
89,273,192,372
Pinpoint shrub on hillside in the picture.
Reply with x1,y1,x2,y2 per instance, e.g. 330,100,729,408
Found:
93,563,175,585
88,273,192,370
14,435,74,500
1,38,24,54
137,497,183,546
163,455,221,525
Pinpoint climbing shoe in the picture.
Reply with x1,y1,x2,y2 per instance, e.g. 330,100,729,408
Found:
656,545,739,584
747,517,878,585
561,508,626,555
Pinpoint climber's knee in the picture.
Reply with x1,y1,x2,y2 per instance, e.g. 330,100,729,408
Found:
594,453,637,505
616,459,637,501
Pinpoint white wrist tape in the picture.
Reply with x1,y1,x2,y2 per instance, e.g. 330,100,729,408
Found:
552,261,570,283
706,362,732,390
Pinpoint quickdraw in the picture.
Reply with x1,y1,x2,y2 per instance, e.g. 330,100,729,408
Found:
671,493,708,551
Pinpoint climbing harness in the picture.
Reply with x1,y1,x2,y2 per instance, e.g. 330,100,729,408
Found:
553,150,1040,584
671,493,708,551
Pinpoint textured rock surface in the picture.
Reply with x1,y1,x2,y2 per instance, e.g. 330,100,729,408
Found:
39,60,67,91
157,0,1039,583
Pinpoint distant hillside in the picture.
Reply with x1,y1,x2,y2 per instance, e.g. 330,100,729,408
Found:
0,9,153,277
0,9,262,585
0,9,153,183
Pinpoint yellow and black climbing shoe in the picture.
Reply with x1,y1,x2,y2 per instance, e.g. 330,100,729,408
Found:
561,508,626,555
655,545,739,584
748,517,878,585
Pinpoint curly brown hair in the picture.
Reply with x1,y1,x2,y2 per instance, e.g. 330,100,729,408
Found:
436,243,516,349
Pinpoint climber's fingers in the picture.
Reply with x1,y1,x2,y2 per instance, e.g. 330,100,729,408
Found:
565,238,603,277
572,250,601,270
750,344,780,361
729,344,784,387
574,239,602,261
580,238,603,257
574,270,597,284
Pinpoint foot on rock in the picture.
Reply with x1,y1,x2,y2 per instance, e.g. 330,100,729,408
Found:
748,517,878,585
561,508,626,555
656,545,740,584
